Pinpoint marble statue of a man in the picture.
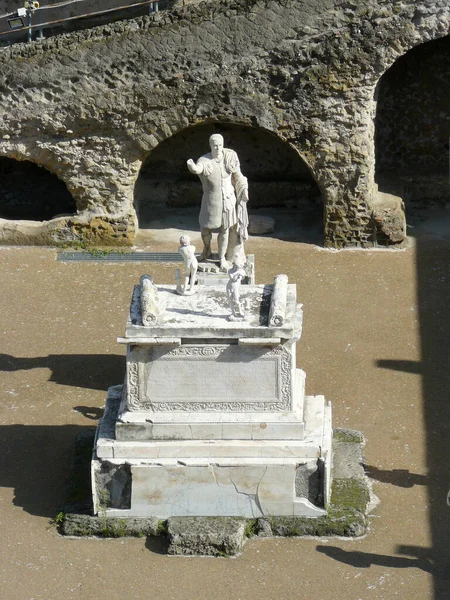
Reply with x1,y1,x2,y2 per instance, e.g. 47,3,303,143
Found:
187,134,249,270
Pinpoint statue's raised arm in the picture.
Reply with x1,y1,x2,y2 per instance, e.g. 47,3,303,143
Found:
186,158,203,175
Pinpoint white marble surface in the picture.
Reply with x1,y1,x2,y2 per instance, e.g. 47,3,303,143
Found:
96,391,328,464
96,438,320,460
131,344,287,411
114,368,305,441
92,390,332,517
123,283,302,340
145,347,278,401
128,462,325,518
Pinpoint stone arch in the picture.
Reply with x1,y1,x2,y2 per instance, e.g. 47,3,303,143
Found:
375,34,450,204
0,156,77,221
134,122,323,243
373,33,450,242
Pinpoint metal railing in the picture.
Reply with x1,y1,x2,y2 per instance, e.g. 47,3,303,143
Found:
0,0,159,43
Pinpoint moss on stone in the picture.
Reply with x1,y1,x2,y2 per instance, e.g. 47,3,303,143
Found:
333,428,365,444
62,514,161,537
243,518,259,538
266,477,369,539
330,478,370,513
266,513,365,538
61,425,370,551
156,519,169,535
167,516,247,557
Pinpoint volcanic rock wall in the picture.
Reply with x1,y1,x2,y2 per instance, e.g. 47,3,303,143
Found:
0,0,449,247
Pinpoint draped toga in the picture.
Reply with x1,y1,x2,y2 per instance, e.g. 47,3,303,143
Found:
195,148,249,240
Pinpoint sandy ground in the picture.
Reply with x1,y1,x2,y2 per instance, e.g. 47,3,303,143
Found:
1,217,450,600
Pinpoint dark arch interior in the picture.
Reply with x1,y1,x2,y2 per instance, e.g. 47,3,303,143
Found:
134,123,322,242
0,158,76,221
375,35,450,228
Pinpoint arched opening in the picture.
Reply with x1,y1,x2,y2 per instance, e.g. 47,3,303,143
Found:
0,157,76,221
375,35,450,237
134,123,322,243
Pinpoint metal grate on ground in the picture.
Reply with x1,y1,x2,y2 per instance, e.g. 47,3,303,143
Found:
57,251,184,263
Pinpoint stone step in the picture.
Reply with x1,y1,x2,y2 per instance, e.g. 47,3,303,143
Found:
96,438,321,460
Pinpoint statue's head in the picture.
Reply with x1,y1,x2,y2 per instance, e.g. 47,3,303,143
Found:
179,234,190,246
209,133,224,158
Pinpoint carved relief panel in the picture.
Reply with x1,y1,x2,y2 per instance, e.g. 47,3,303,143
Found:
126,344,292,412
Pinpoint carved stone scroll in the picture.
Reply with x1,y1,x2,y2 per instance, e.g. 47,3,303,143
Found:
269,274,288,327
140,275,159,326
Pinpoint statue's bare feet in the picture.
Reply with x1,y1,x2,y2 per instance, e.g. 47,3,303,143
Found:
198,251,212,262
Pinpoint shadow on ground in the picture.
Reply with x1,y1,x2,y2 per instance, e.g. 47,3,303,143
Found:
145,535,170,555
365,465,428,488
0,353,125,391
316,545,436,575
415,234,450,598
368,231,450,599
0,424,94,518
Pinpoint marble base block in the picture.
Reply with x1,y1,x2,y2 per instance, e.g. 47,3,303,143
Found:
115,369,306,442
129,462,324,518
91,386,332,518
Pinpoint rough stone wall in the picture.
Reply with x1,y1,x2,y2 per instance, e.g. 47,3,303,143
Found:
0,0,449,247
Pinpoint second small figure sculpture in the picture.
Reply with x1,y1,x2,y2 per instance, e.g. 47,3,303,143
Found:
226,257,246,320
177,235,198,295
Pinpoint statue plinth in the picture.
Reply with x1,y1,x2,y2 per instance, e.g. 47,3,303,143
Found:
91,275,332,519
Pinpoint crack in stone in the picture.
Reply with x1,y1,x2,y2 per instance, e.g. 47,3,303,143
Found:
228,466,268,518
210,464,220,487
254,466,267,516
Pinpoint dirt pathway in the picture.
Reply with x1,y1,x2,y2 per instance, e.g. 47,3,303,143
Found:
0,232,449,599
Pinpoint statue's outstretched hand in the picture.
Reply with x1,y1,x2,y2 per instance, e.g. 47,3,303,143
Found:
187,158,201,174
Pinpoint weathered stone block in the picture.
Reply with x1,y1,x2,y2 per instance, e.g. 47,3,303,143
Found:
167,516,247,556
61,514,161,538
372,190,407,245
94,461,131,510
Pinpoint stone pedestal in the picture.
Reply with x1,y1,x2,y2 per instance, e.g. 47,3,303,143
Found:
92,277,332,519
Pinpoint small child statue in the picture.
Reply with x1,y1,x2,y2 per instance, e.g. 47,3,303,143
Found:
177,234,198,295
226,256,246,320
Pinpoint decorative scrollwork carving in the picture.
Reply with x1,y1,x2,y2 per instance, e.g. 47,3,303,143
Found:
127,360,140,410
127,344,292,413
